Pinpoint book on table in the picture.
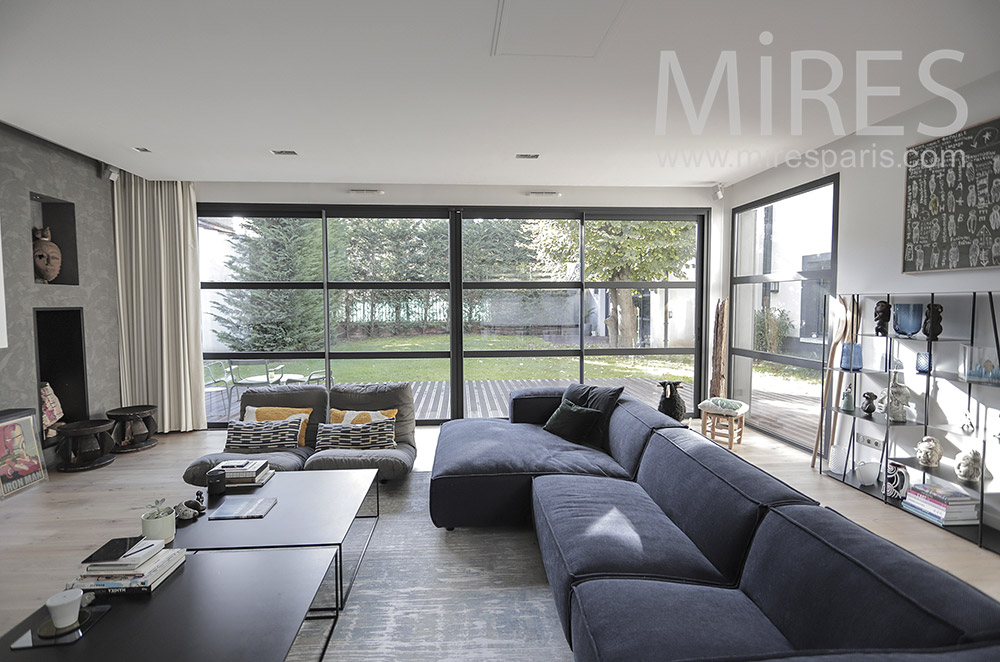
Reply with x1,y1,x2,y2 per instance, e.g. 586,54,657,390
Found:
209,496,278,520
70,547,186,594
226,467,275,488
81,537,166,570
218,459,269,483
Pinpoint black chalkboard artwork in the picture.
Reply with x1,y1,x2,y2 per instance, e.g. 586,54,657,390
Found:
902,116,1000,273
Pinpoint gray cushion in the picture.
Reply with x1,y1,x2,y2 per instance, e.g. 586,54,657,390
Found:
329,382,415,447
304,443,416,482
182,447,313,486
606,394,684,478
240,384,329,447
532,474,727,643
509,386,565,424
564,383,623,449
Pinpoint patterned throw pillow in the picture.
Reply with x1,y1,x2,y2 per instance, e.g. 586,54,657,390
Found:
243,406,312,446
315,419,397,450
225,420,301,451
330,408,398,425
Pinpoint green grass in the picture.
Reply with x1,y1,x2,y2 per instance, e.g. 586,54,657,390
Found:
210,334,695,383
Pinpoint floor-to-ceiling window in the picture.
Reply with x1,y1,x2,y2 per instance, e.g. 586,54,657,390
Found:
729,175,838,448
200,205,705,424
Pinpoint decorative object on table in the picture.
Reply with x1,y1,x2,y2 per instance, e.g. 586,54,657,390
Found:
174,501,199,520
839,384,855,412
958,345,1000,384
861,392,878,415
105,405,158,454
0,409,47,498
70,547,185,595
874,300,891,336
141,498,176,543
954,449,983,482
53,419,115,472
882,461,910,500
183,493,206,516
839,342,863,371
206,467,226,496
39,383,65,441
915,352,932,374
922,302,943,341
8,603,111,649
45,588,83,630
915,436,943,468
892,303,923,338
960,410,976,435
857,461,880,486
657,380,686,421
875,371,910,423
31,226,62,284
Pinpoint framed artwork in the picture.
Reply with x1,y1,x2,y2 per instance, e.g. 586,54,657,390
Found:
902,116,1000,273
0,409,47,498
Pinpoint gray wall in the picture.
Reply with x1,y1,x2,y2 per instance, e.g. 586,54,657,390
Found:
0,122,121,428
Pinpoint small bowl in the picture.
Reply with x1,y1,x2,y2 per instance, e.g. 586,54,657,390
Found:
857,462,880,486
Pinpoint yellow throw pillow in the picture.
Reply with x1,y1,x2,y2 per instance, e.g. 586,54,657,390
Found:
244,406,312,446
330,408,398,439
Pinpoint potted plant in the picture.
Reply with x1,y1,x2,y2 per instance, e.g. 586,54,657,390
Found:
141,498,176,542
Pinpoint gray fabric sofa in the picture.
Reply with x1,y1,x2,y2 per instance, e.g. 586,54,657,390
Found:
183,382,416,485
429,386,1000,661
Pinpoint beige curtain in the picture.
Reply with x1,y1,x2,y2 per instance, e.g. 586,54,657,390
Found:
113,172,206,431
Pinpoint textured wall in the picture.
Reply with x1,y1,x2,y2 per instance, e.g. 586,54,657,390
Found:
0,123,121,423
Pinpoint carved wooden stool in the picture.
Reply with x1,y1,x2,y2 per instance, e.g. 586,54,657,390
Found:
701,412,746,450
107,405,158,453
55,419,115,472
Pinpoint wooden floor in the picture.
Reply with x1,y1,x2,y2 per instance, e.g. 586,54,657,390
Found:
2,424,997,637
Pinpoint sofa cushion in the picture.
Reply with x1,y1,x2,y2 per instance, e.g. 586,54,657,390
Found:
742,505,1000,651
304,443,416,482
182,447,312,486
606,394,685,478
543,399,603,446
509,386,565,424
564,384,623,448
241,385,328,446
315,419,397,450
570,578,794,662
224,419,300,451
429,418,631,528
532,474,727,642
243,406,311,446
329,382,415,447
634,428,816,581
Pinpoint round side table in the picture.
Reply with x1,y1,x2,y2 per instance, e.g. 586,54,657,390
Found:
106,405,159,453
55,420,115,472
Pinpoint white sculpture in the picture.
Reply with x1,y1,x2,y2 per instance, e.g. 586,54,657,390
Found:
875,372,909,423
955,449,983,482
915,436,943,468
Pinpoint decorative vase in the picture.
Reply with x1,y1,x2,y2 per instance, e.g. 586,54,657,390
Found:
141,508,176,543
840,384,854,412
915,435,943,467
876,371,909,422
861,392,878,415
882,461,910,499
922,303,943,341
955,449,983,482
874,300,891,336
828,445,848,473
840,343,863,371
915,352,932,374
857,461,880,486
892,303,922,338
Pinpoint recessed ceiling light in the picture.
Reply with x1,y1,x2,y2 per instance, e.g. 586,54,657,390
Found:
515,153,540,159
133,146,151,153
270,149,298,156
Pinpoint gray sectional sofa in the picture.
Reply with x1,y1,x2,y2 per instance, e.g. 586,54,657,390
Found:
429,386,1000,661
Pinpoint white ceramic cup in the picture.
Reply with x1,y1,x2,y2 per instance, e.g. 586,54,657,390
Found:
45,588,83,629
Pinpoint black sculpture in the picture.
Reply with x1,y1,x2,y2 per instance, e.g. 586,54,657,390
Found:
922,302,943,341
861,392,878,415
657,381,686,422
873,300,891,336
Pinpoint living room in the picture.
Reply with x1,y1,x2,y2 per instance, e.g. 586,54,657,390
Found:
2,1,1000,660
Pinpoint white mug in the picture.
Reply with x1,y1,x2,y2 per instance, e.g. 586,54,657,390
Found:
45,588,83,629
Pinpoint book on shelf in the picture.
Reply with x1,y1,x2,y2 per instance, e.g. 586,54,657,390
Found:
908,483,976,506
209,496,278,520
905,491,978,519
70,548,186,594
82,537,166,571
217,459,268,480
901,500,979,527
226,467,275,488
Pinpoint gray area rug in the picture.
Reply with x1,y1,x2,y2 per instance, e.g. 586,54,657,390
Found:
287,471,574,662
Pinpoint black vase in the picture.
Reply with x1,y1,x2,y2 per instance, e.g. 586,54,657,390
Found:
861,392,878,415
922,303,943,341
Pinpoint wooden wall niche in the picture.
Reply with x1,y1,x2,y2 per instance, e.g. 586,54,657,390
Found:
30,191,79,285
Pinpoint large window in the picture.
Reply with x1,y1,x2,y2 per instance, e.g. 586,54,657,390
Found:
201,206,705,424
729,175,838,448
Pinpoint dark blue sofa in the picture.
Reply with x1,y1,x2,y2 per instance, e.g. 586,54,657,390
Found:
429,387,1000,660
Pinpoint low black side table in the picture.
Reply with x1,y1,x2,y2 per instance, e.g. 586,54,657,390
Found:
106,405,158,454
55,420,115,472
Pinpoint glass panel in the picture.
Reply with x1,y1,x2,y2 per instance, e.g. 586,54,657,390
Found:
327,217,449,281
731,280,829,360
464,289,580,350
584,220,698,282
204,358,328,423
585,287,695,349
198,217,323,282
730,355,822,448
464,357,578,418
202,289,324,352
330,289,449,351
462,218,579,281
734,184,833,277
330,358,450,419
583,354,695,413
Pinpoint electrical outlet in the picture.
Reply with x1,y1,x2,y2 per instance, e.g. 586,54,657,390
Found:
856,434,883,451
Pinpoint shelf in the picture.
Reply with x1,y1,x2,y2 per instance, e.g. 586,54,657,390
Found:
889,456,991,490
856,333,971,343
933,370,1000,389
927,421,984,440
823,469,887,501
826,367,889,375
832,407,925,427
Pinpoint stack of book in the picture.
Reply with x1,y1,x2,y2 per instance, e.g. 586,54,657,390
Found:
903,484,979,526
70,537,185,595
216,459,274,486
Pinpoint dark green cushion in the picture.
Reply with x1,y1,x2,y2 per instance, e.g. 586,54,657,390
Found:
563,384,624,448
543,399,603,446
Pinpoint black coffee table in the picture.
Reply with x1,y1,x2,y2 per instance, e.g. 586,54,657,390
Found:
174,469,378,609
0,548,335,662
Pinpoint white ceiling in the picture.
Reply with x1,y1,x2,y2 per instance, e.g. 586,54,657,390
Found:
1,0,999,188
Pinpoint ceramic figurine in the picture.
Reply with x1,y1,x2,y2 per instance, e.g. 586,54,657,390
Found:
961,411,976,435
955,449,983,482
922,303,943,341
915,436,943,468
32,227,63,284
875,371,909,422
874,300,891,336
657,381,685,421
839,384,854,412
882,461,910,499
174,502,199,520
861,392,878,415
